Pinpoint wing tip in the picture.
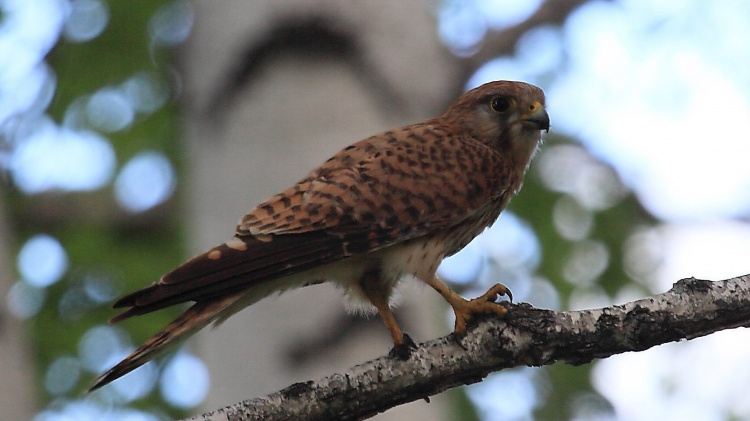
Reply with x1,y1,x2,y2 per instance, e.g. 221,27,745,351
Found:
88,370,116,393
108,309,135,324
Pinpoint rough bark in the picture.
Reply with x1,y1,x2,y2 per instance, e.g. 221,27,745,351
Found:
182,274,750,421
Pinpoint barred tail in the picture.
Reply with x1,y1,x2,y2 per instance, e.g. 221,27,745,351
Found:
89,292,243,392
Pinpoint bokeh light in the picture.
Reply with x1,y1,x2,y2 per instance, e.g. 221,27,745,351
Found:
0,0,199,418
17,234,68,288
552,195,593,241
536,144,628,212
481,212,541,273
121,71,170,114
79,325,131,374
468,368,547,421
107,354,158,403
438,0,545,56
86,87,135,133
81,269,123,305
562,240,610,287
62,0,109,43
6,280,45,319
45,355,81,395
59,286,96,321
33,400,163,421
593,329,750,421
0,0,62,154
9,120,116,193
159,352,210,409
148,0,194,46
547,0,750,220
438,237,484,285
437,2,487,56
114,151,176,213
524,277,560,311
439,211,541,298
466,25,563,89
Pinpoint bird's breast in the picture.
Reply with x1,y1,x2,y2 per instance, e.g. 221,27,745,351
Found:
379,237,446,283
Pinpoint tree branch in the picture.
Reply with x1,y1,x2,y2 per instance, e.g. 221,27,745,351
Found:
184,274,750,421
457,0,591,82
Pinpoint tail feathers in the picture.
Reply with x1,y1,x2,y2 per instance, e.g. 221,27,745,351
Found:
89,293,243,392
107,232,349,324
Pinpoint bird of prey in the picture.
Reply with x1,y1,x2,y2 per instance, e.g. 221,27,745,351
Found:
90,80,549,391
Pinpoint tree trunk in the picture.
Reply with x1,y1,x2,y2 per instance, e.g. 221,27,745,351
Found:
181,1,457,419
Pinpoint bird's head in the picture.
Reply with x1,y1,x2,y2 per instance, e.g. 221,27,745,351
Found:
443,80,549,169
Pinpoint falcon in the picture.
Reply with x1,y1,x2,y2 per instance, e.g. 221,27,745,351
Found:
90,80,549,391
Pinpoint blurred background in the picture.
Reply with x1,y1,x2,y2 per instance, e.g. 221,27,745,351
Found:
2,0,750,420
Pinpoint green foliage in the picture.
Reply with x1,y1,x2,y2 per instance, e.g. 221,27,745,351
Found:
509,135,657,420
4,0,189,417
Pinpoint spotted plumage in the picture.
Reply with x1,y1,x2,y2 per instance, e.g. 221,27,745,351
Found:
90,80,549,391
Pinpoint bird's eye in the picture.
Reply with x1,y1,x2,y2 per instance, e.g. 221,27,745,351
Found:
490,97,513,113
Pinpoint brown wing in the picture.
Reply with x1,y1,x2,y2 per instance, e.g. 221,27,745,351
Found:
110,231,350,322
238,122,512,242
111,121,512,322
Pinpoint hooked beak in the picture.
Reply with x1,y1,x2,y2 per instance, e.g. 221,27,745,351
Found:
523,101,550,132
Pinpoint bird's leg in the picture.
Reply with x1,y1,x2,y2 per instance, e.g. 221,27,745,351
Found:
371,296,404,345
370,296,417,359
424,276,512,336
360,269,416,359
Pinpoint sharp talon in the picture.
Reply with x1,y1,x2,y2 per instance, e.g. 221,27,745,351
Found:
486,283,512,303
389,333,417,360
403,333,417,349
425,277,511,341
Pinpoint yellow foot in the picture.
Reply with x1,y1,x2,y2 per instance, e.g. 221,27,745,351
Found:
425,277,513,336
452,283,512,336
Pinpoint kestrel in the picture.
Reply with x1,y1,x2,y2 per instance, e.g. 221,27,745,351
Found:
90,80,549,391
